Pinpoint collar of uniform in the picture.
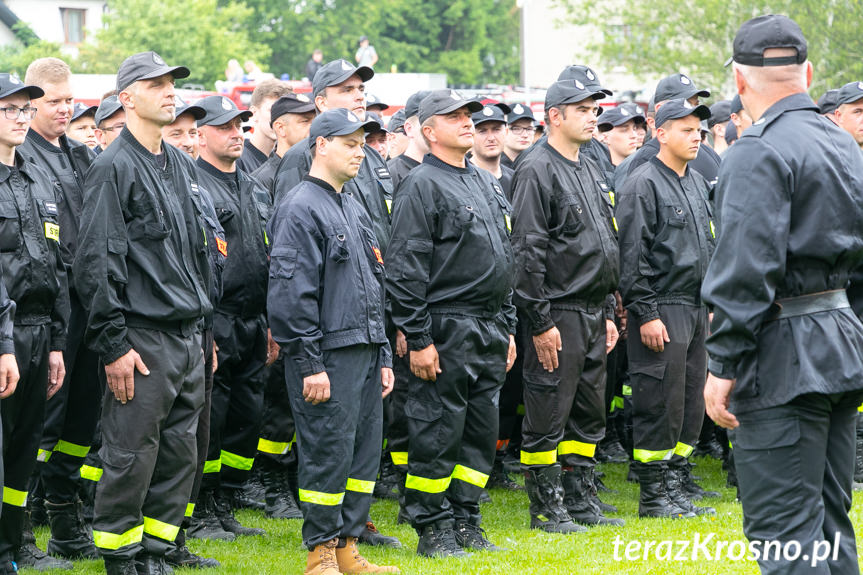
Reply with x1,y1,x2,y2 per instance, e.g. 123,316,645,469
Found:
120,127,171,169
540,139,586,169
303,175,338,194
244,139,268,162
394,154,420,169
757,92,820,127
25,128,67,155
196,156,239,182
649,154,691,180
423,152,474,175
0,151,34,184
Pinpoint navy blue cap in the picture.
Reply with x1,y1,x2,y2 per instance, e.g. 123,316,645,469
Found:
708,100,731,128
418,90,482,124
836,82,863,106
0,73,43,100
94,95,123,126
404,90,433,119
270,93,316,126
197,96,252,127
654,73,710,104
472,103,509,126
654,98,711,128
387,109,406,133
597,105,646,131
365,93,388,111
818,89,840,114
730,15,807,67
366,111,387,133
71,102,97,122
507,103,535,124
117,51,189,93
312,59,374,98
545,79,607,109
557,65,612,96
308,108,378,148
173,95,205,121
730,94,743,115
725,120,738,145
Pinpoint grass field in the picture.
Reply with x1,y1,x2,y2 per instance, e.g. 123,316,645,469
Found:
31,456,863,574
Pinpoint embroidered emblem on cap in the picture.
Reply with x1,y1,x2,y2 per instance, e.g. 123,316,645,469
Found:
574,80,585,90
296,94,310,102
683,100,693,109
347,111,358,122
153,53,165,66
482,107,493,117
586,69,596,81
680,75,691,85
636,106,644,114
9,75,20,85
620,107,630,116
341,60,352,71
221,97,233,110
858,82,863,91
450,90,462,101
513,104,524,114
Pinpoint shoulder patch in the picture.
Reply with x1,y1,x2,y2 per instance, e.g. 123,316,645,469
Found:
43,200,58,215
374,167,391,180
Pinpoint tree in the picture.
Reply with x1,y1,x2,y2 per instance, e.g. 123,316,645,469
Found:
556,0,863,98
0,22,66,78
77,0,271,88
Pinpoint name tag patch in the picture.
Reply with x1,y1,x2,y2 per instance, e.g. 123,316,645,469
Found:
45,222,60,242
43,201,58,215
374,167,391,180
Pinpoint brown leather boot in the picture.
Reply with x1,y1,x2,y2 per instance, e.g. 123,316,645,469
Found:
335,537,400,574
305,538,343,575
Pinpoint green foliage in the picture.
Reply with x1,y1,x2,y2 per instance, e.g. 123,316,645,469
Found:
0,40,65,79
556,0,863,98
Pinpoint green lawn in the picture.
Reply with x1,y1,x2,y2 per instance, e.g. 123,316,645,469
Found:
32,457,863,574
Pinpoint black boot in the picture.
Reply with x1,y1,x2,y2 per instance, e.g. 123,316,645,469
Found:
15,541,73,571
524,464,586,533
27,488,48,528
357,520,401,548
186,492,236,541
634,462,695,519
665,465,715,516
416,520,471,558
561,466,624,527
242,465,266,504
626,463,638,483
596,426,628,464
854,422,863,483
678,460,720,500
261,467,302,520
135,553,174,575
486,451,523,491
104,558,138,575
165,529,220,569
373,455,399,500
454,519,505,551
229,483,265,511
46,500,100,559
214,489,265,536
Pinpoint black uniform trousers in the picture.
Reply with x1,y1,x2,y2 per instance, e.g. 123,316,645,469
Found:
731,391,863,575
0,323,50,561
203,313,267,492
404,313,508,530
498,318,525,447
287,344,383,549
520,307,607,469
92,326,203,560
186,329,215,518
257,354,296,469
629,304,707,465
385,353,410,473
39,293,103,503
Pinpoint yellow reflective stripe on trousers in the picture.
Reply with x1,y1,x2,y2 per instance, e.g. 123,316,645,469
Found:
558,440,596,458
55,439,91,458
220,450,254,471
673,442,694,458
451,465,489,488
345,478,375,494
633,448,673,462
143,516,180,542
2,486,27,507
390,452,408,466
257,437,291,455
93,524,144,550
185,503,195,518
203,459,221,474
405,474,451,494
80,465,103,482
298,489,344,506
520,449,557,466
37,449,53,463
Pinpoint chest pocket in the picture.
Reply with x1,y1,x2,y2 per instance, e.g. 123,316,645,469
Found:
664,204,687,229
128,183,170,240
0,200,20,253
558,194,585,236
37,199,60,243
327,227,351,263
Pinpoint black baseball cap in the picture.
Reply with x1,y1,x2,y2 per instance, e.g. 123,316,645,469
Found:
312,59,374,98
197,96,252,127
836,81,863,106
507,103,535,124
557,65,613,96
728,15,807,67
818,89,840,115
71,102,97,122
308,108,378,147
545,79,607,110
388,109,406,133
418,90,482,124
94,95,123,126
116,51,190,93
730,94,743,115
724,121,738,145
404,90,433,119
472,103,510,127
654,98,711,128
365,93,389,111
654,73,710,104
366,112,387,133
173,95,205,121
0,73,43,100
708,100,731,128
270,93,316,126
597,105,646,132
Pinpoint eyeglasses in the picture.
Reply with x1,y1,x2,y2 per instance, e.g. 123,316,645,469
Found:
510,125,536,135
0,106,37,121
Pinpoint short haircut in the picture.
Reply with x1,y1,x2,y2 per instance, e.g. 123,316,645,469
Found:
309,135,334,159
24,57,71,87
420,116,436,148
251,79,292,109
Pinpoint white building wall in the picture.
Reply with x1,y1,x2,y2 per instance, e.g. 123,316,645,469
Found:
4,0,105,49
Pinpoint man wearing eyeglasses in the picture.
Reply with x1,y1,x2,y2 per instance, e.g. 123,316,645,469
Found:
0,72,71,574
93,94,125,153
502,104,535,169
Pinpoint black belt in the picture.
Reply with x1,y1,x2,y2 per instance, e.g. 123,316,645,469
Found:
126,315,202,337
764,289,849,322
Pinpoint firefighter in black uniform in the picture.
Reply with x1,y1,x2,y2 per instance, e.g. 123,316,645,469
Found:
703,15,863,575
251,92,316,197
617,99,716,519
387,90,517,557
18,57,100,563
0,261,18,503
189,95,271,539
511,78,621,532
73,52,212,575
268,108,398,575
386,90,430,192
0,73,70,575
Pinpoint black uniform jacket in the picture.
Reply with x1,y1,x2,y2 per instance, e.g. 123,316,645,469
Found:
511,141,619,335
0,262,14,355
267,176,391,377
73,129,212,364
0,154,68,350
237,139,268,174
191,183,226,327
196,158,270,318
251,153,281,200
620,136,721,188
386,154,517,351
387,153,420,194
702,93,863,413
617,156,715,322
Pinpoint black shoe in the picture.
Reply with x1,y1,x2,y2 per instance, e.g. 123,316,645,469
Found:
633,463,695,519
524,465,587,534
592,473,617,495
357,521,401,548
487,459,523,491
228,488,265,511
561,467,624,527
665,466,715,516
135,553,174,575
693,437,724,459
45,500,100,559
15,542,73,571
242,467,266,504
186,492,236,541
373,456,400,500
478,490,492,503
261,468,303,520
679,462,720,500
454,521,506,551
214,492,266,536
27,494,49,528
416,521,471,558
165,544,220,569
596,439,629,464
104,558,138,575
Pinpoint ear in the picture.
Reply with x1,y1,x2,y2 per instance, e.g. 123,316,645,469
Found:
314,94,327,112
422,123,435,144
118,90,134,109
805,61,813,88
734,67,746,96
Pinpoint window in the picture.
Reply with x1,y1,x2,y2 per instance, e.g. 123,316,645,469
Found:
60,8,86,44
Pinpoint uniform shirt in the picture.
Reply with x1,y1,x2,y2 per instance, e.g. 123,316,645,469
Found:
499,163,515,201
511,140,619,335
387,153,420,194
0,263,14,355
19,130,94,275
702,93,863,413
236,139,269,174
267,176,391,377
74,128,213,364
618,137,720,188
0,153,69,350
387,154,517,351
251,153,281,200
617,156,715,322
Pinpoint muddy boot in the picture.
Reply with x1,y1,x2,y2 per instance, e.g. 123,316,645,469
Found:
45,499,100,559
335,536,400,573
634,462,695,519
262,466,303,520
561,466,624,527
415,520,471,558
186,491,236,541
524,464,586,534
665,465,715,516
305,538,342,575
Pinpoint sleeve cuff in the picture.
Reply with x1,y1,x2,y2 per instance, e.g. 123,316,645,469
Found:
379,344,393,369
298,357,327,378
708,357,737,380
406,334,434,352
531,317,555,336
0,340,14,356
635,307,661,324
102,340,133,366
50,336,66,353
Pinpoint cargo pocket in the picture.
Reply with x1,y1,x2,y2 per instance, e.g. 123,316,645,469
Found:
629,360,667,417
730,417,803,510
522,370,561,394
404,398,444,461
0,200,20,253
269,246,298,279
327,228,350,263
